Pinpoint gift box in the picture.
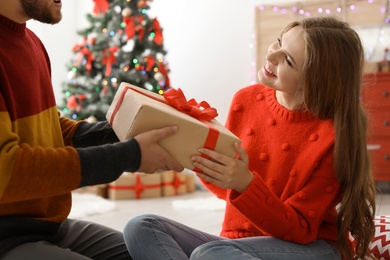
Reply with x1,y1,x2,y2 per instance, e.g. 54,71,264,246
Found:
108,172,162,200
379,61,390,72
186,172,195,193
161,171,187,196
74,184,108,198
364,61,379,73
106,82,241,171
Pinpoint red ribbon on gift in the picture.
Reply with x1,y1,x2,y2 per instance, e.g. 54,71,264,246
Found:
162,88,219,169
109,86,220,172
110,86,218,124
108,174,161,199
163,88,218,121
162,171,186,195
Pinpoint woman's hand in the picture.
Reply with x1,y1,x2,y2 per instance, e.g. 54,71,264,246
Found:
192,142,253,193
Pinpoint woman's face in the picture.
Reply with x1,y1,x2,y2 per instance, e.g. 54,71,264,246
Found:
257,26,306,109
19,0,62,24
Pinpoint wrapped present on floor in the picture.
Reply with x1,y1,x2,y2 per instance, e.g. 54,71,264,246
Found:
364,61,379,73
106,82,241,172
185,172,195,193
379,61,390,72
161,171,187,196
74,184,108,198
108,172,162,200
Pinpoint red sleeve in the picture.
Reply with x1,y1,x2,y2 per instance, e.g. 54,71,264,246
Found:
229,149,340,244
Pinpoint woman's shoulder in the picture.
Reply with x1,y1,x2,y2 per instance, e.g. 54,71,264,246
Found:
233,83,269,100
237,83,268,93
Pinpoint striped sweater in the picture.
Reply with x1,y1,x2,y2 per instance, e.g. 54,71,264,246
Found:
0,14,140,255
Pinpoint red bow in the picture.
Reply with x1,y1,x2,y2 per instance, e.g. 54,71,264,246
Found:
123,17,135,40
102,46,119,76
73,37,87,52
78,47,94,74
93,0,109,14
153,18,163,45
163,88,218,121
66,94,87,112
145,55,155,71
123,16,145,41
135,24,145,41
158,62,170,87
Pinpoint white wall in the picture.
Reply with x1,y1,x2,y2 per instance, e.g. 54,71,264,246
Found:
148,0,267,123
27,0,93,108
29,0,307,123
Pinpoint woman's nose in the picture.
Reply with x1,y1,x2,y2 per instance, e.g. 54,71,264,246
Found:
266,41,277,54
266,51,278,66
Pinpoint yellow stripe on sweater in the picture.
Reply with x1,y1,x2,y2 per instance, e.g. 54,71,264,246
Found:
0,111,18,197
0,107,65,197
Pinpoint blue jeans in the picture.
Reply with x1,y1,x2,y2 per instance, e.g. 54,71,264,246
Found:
123,214,341,260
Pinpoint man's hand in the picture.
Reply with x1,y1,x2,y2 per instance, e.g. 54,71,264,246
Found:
134,126,184,173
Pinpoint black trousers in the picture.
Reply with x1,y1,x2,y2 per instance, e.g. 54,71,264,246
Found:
1,219,131,260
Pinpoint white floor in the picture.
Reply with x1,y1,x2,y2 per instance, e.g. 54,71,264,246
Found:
80,190,223,235
79,189,390,235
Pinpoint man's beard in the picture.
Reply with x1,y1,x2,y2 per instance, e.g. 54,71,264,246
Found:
20,0,62,24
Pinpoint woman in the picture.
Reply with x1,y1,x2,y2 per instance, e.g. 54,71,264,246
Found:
123,16,376,260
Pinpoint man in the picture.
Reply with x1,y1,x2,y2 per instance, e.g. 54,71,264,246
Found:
0,0,183,259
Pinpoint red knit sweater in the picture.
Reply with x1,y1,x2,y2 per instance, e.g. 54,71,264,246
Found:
201,84,341,246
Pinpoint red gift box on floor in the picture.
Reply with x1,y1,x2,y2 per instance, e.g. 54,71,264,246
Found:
106,82,241,171
108,172,162,200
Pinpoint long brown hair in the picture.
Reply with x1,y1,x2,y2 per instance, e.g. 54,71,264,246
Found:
283,17,376,259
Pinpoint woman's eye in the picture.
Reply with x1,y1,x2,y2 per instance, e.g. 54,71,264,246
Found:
285,57,292,66
278,37,293,67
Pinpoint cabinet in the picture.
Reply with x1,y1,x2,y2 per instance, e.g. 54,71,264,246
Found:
362,72,390,181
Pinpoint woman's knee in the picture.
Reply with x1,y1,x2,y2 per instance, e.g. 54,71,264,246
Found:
123,214,159,241
190,241,227,260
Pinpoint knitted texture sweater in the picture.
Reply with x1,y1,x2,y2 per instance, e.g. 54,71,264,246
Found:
201,84,341,246
0,15,141,255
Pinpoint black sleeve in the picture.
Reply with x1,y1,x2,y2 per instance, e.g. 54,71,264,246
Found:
73,121,119,148
76,138,141,187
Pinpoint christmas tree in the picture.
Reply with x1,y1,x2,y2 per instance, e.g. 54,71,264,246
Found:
59,0,171,121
